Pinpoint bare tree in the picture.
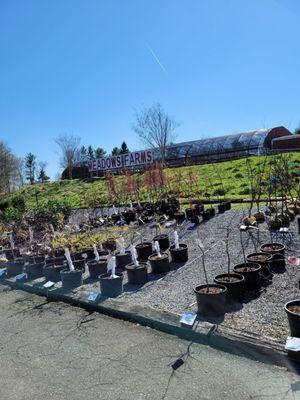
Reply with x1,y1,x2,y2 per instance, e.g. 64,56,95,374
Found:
0,141,22,193
55,134,81,179
132,103,179,160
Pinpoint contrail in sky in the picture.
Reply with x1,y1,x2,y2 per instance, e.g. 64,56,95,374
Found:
146,44,167,74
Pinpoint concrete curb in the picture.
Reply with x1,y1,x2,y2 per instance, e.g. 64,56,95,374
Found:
0,275,293,371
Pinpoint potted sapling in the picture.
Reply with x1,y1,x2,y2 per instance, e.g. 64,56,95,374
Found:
149,241,170,274
233,229,261,290
87,244,108,279
135,233,153,261
153,224,169,251
111,204,121,223
214,226,245,302
169,230,188,263
125,245,148,284
194,237,227,316
60,248,83,289
99,255,123,297
260,240,285,273
115,237,132,269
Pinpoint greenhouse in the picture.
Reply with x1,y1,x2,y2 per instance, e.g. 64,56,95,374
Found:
162,126,292,166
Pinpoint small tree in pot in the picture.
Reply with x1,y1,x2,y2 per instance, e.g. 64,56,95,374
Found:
169,230,188,263
99,255,123,297
60,248,83,289
87,244,108,279
194,235,227,316
125,245,148,284
148,241,170,274
214,224,245,302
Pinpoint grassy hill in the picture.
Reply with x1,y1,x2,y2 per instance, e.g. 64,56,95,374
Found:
6,152,300,210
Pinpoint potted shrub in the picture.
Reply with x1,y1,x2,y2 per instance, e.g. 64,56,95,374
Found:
25,261,45,280
135,234,153,261
99,256,123,297
285,300,300,337
246,251,273,282
153,225,169,251
102,237,117,252
115,237,132,269
125,245,148,284
60,248,83,289
260,242,285,273
43,263,65,282
169,230,188,262
233,230,261,290
213,227,245,302
194,237,227,316
87,244,108,279
174,211,185,224
149,241,170,274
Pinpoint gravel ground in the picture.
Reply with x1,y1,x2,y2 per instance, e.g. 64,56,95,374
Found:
105,207,300,343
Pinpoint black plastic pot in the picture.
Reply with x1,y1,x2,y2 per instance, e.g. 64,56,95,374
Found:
135,242,153,260
87,259,108,279
169,244,188,263
125,263,148,284
111,213,121,223
73,259,86,271
260,243,285,257
25,262,45,279
174,212,185,224
209,207,216,217
60,269,83,289
102,238,117,252
6,259,24,277
194,284,227,316
195,204,204,215
149,253,170,274
246,252,273,282
43,263,65,282
218,203,226,213
123,211,136,224
115,251,132,269
185,208,196,220
202,210,211,221
153,234,169,251
225,201,231,210
46,256,65,266
4,249,15,261
214,273,245,302
233,262,261,290
190,215,200,224
99,272,123,297
285,300,300,337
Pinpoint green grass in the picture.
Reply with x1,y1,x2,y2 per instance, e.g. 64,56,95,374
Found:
6,152,300,210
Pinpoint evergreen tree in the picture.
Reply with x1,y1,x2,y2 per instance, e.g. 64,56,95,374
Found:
80,146,88,162
88,145,94,159
111,147,120,156
37,163,50,183
120,141,129,154
95,147,107,158
25,153,36,184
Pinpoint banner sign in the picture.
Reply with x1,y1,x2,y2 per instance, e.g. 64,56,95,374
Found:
88,150,154,172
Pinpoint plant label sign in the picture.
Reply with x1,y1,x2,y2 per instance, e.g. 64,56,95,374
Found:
180,312,197,327
88,150,154,172
88,292,99,302
43,281,55,289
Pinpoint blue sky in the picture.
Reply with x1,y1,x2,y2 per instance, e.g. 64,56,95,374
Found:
0,0,299,179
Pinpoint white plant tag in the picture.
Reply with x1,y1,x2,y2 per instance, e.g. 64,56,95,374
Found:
240,225,248,231
154,241,161,258
9,233,14,249
113,205,117,214
174,231,180,250
119,237,126,255
64,248,75,271
43,281,55,289
107,256,118,278
29,227,34,243
130,244,139,266
93,244,100,262
285,336,300,351
180,312,197,327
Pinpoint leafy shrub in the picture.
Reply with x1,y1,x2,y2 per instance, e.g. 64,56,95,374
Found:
234,173,243,179
238,187,251,195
